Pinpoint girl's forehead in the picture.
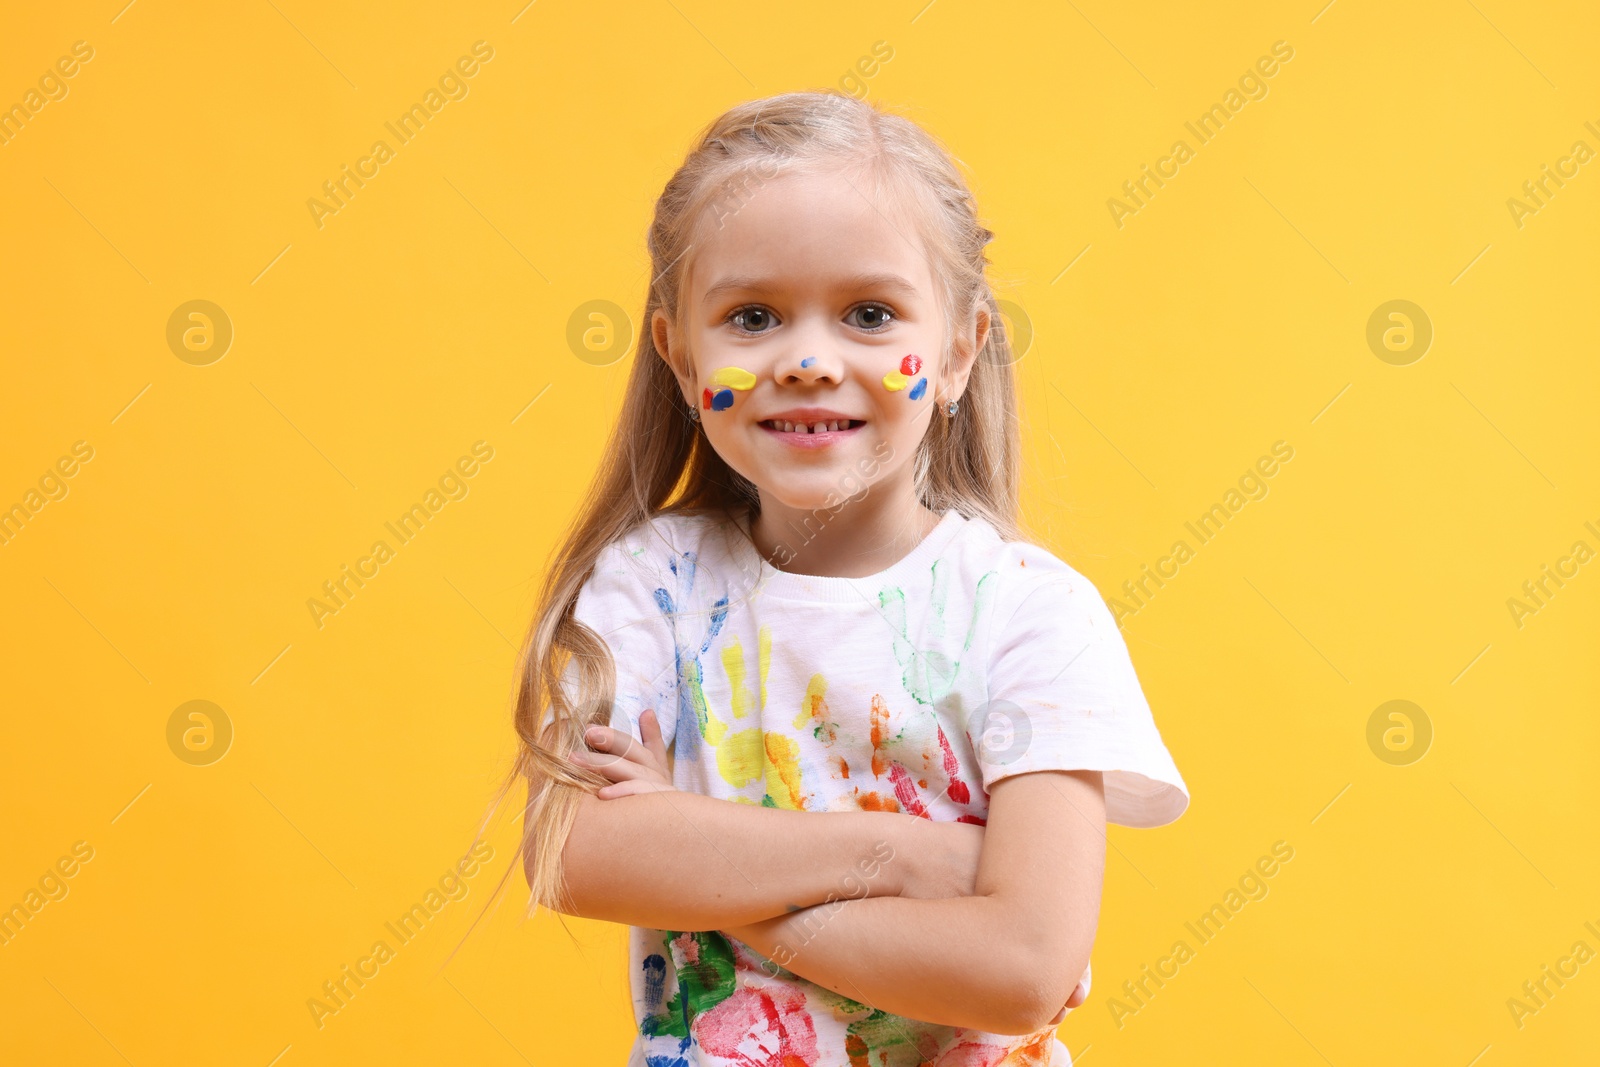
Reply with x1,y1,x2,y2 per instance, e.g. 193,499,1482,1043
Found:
685,169,937,305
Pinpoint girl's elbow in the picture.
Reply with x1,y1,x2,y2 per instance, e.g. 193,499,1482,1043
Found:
538,790,606,918
986,979,1058,1036
954,946,1063,1035
992,941,1083,1034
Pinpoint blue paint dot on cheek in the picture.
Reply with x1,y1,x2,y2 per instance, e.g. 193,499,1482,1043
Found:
908,377,927,401
800,357,816,368
710,388,735,411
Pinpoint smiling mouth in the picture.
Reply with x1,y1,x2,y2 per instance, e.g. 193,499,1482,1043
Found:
759,419,865,434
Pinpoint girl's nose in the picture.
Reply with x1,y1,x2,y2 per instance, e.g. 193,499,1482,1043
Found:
778,352,838,385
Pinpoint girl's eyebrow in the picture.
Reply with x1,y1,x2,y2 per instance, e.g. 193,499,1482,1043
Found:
701,272,920,307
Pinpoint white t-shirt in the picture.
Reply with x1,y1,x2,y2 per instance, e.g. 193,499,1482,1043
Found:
563,507,1189,1066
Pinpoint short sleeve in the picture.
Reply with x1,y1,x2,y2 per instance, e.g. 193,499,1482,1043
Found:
979,574,1189,828
541,539,679,753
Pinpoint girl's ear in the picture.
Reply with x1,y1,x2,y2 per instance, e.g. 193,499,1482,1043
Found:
651,308,697,405
945,299,991,402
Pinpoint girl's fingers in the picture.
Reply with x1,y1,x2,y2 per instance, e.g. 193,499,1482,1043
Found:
584,725,648,768
640,709,669,764
570,750,654,783
1048,979,1089,1026
586,721,669,776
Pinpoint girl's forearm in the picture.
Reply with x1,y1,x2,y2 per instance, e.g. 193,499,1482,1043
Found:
727,895,1062,1035
556,789,911,930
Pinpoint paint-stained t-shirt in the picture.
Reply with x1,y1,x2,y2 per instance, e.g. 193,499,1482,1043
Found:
564,507,1190,1067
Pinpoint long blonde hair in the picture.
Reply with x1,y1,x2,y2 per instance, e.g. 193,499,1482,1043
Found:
486,89,1029,923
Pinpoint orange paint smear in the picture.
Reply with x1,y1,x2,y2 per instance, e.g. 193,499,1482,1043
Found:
853,790,900,813
869,694,890,778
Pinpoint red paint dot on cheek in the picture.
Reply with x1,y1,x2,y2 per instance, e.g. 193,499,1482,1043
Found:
702,388,713,410
900,354,922,376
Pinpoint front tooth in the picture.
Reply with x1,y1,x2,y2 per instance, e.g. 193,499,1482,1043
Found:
812,422,825,434
782,421,794,432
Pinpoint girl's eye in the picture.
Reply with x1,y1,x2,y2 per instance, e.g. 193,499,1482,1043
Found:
726,303,895,333
849,304,895,331
728,306,777,334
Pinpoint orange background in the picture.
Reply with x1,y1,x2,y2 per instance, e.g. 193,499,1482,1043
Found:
1,1,1596,1064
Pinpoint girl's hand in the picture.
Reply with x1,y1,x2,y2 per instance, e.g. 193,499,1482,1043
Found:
570,709,676,798
1046,968,1091,1026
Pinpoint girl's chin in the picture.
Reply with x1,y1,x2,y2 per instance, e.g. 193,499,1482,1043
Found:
754,480,869,514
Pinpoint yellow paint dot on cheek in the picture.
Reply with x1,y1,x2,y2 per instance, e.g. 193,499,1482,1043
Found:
882,371,908,392
709,366,757,390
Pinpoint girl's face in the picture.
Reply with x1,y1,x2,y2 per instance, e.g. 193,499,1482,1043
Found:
653,166,988,517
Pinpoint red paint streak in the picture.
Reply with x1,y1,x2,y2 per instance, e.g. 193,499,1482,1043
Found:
672,930,700,965
693,985,819,1064
869,694,890,778
889,763,930,819
937,724,973,806
900,353,922,375
935,1029,1054,1064
957,813,987,825
701,387,713,410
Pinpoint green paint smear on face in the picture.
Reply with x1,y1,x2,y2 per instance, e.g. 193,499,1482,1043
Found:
879,569,996,707
640,931,739,1039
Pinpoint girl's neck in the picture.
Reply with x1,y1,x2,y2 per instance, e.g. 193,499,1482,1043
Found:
747,483,942,579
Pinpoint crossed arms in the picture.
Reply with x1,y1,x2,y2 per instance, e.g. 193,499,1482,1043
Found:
543,714,1107,1036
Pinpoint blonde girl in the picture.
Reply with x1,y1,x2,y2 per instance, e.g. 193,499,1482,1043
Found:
505,90,1189,1065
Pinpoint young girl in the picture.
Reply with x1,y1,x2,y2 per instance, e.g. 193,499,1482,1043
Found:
509,91,1189,1066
